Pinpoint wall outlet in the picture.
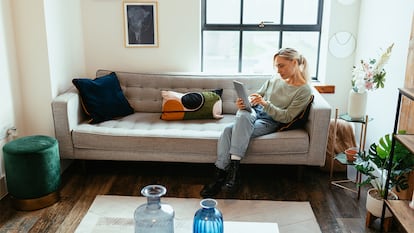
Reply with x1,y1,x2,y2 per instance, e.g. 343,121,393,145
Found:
0,125,15,140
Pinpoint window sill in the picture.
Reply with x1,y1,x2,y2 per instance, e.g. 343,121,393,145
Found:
313,84,335,94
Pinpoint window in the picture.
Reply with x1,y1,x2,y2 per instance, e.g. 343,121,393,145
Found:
201,0,324,79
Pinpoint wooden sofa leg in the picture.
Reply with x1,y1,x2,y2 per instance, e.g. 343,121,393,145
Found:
297,165,305,181
80,160,87,174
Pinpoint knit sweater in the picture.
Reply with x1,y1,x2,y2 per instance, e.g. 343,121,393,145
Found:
257,76,312,123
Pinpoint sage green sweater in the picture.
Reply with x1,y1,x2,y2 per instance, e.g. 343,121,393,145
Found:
257,76,312,123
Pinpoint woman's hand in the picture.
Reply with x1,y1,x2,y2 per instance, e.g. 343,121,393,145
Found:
249,93,267,107
236,98,246,110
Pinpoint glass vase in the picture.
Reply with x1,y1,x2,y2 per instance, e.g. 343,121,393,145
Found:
193,198,223,233
134,185,175,233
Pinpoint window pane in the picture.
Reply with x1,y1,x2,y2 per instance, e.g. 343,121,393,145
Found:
203,31,240,73
206,0,240,24
284,0,319,24
243,0,281,24
242,32,280,73
282,32,319,78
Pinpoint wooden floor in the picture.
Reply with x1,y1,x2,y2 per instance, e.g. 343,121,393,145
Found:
0,160,400,233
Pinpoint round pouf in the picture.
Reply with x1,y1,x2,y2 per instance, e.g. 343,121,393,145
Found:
3,135,61,211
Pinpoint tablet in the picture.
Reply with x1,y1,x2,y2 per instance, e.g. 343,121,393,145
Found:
233,80,252,112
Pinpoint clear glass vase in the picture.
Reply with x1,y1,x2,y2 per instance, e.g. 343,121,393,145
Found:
134,185,175,233
193,198,223,233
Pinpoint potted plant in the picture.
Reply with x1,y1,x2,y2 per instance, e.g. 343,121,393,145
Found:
355,132,414,217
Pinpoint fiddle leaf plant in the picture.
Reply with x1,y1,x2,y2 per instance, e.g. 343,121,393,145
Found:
354,132,414,199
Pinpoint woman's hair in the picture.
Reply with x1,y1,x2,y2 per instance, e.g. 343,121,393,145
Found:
273,48,310,82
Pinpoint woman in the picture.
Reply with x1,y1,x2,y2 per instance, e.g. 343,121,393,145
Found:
200,48,313,197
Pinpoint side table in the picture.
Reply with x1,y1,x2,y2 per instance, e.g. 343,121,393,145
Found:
329,109,371,199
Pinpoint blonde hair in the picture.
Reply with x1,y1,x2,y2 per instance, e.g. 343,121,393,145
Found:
273,48,310,82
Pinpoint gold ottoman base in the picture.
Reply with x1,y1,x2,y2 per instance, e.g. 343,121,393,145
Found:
12,191,60,211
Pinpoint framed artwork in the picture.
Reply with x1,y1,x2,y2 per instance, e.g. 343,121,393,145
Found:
123,1,158,47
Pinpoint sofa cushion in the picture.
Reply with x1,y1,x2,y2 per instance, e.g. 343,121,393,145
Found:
72,72,134,124
72,113,310,162
161,89,223,120
278,95,314,131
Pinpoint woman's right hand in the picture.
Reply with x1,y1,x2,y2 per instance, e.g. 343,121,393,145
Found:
236,98,246,110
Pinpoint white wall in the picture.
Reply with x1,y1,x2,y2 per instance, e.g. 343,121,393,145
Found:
0,0,22,199
321,0,361,114
82,0,201,76
355,1,413,147
12,0,53,136
44,0,86,97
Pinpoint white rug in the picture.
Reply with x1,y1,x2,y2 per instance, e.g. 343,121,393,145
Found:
75,195,321,233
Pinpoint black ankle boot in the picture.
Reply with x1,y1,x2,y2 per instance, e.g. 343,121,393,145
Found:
223,160,240,192
200,167,227,198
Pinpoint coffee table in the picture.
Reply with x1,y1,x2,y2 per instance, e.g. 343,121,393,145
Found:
75,195,321,233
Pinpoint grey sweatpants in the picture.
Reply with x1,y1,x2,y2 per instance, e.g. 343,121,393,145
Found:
215,108,281,170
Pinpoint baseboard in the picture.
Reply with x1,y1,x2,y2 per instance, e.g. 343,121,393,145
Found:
0,175,7,199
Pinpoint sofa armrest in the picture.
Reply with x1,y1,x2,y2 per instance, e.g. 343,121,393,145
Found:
305,88,332,166
51,88,85,158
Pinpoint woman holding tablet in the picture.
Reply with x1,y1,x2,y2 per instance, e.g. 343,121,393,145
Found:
200,48,313,197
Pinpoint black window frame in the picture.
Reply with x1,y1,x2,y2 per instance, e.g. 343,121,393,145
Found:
201,0,324,80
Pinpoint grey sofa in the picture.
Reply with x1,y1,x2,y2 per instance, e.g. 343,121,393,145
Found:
52,70,331,166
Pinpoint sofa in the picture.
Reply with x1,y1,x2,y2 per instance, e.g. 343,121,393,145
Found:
52,69,331,166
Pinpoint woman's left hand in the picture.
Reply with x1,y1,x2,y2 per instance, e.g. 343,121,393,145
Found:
249,93,267,107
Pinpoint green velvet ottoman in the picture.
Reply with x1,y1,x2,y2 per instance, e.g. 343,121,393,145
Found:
2,135,61,211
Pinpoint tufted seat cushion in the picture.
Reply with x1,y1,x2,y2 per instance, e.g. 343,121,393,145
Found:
72,112,309,163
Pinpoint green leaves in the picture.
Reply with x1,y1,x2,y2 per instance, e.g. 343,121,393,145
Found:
354,132,414,198
373,70,386,89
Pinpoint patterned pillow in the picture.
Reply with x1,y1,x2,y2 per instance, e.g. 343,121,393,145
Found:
161,89,223,120
72,72,134,124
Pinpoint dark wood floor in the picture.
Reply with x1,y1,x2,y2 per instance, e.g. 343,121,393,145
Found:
0,160,400,233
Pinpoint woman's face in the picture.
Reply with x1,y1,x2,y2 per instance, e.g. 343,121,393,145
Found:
274,56,297,80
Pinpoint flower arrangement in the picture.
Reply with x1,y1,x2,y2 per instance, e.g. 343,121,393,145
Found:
351,43,394,93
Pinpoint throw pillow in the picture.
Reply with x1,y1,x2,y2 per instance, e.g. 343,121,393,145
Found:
72,72,134,124
278,95,314,131
161,89,223,120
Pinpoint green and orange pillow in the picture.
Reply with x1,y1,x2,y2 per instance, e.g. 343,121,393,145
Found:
161,89,223,120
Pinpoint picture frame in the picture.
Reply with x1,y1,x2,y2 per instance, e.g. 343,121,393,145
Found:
123,1,158,47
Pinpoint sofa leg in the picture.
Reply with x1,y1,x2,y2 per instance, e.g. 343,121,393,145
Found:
80,160,87,174
297,165,305,181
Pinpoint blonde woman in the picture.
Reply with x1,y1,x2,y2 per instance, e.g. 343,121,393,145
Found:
200,48,313,197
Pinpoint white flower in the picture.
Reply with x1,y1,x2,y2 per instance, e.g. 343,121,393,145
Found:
351,43,394,93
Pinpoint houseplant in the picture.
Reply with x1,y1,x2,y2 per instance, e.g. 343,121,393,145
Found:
347,43,394,118
355,132,414,217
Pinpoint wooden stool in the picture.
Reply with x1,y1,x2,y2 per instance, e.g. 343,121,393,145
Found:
366,211,392,232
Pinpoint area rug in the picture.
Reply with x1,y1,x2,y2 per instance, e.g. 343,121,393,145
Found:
75,195,321,233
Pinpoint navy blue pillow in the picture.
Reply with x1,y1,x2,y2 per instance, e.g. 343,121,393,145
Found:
72,72,134,124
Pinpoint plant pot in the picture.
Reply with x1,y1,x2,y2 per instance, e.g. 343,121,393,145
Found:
366,188,397,218
344,147,358,162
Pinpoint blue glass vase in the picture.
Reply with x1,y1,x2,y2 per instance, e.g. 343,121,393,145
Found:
193,199,223,233
134,185,175,233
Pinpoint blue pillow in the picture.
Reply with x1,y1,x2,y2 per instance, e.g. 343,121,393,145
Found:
72,72,134,124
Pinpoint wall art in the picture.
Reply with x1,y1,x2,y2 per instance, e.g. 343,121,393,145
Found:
123,1,158,47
